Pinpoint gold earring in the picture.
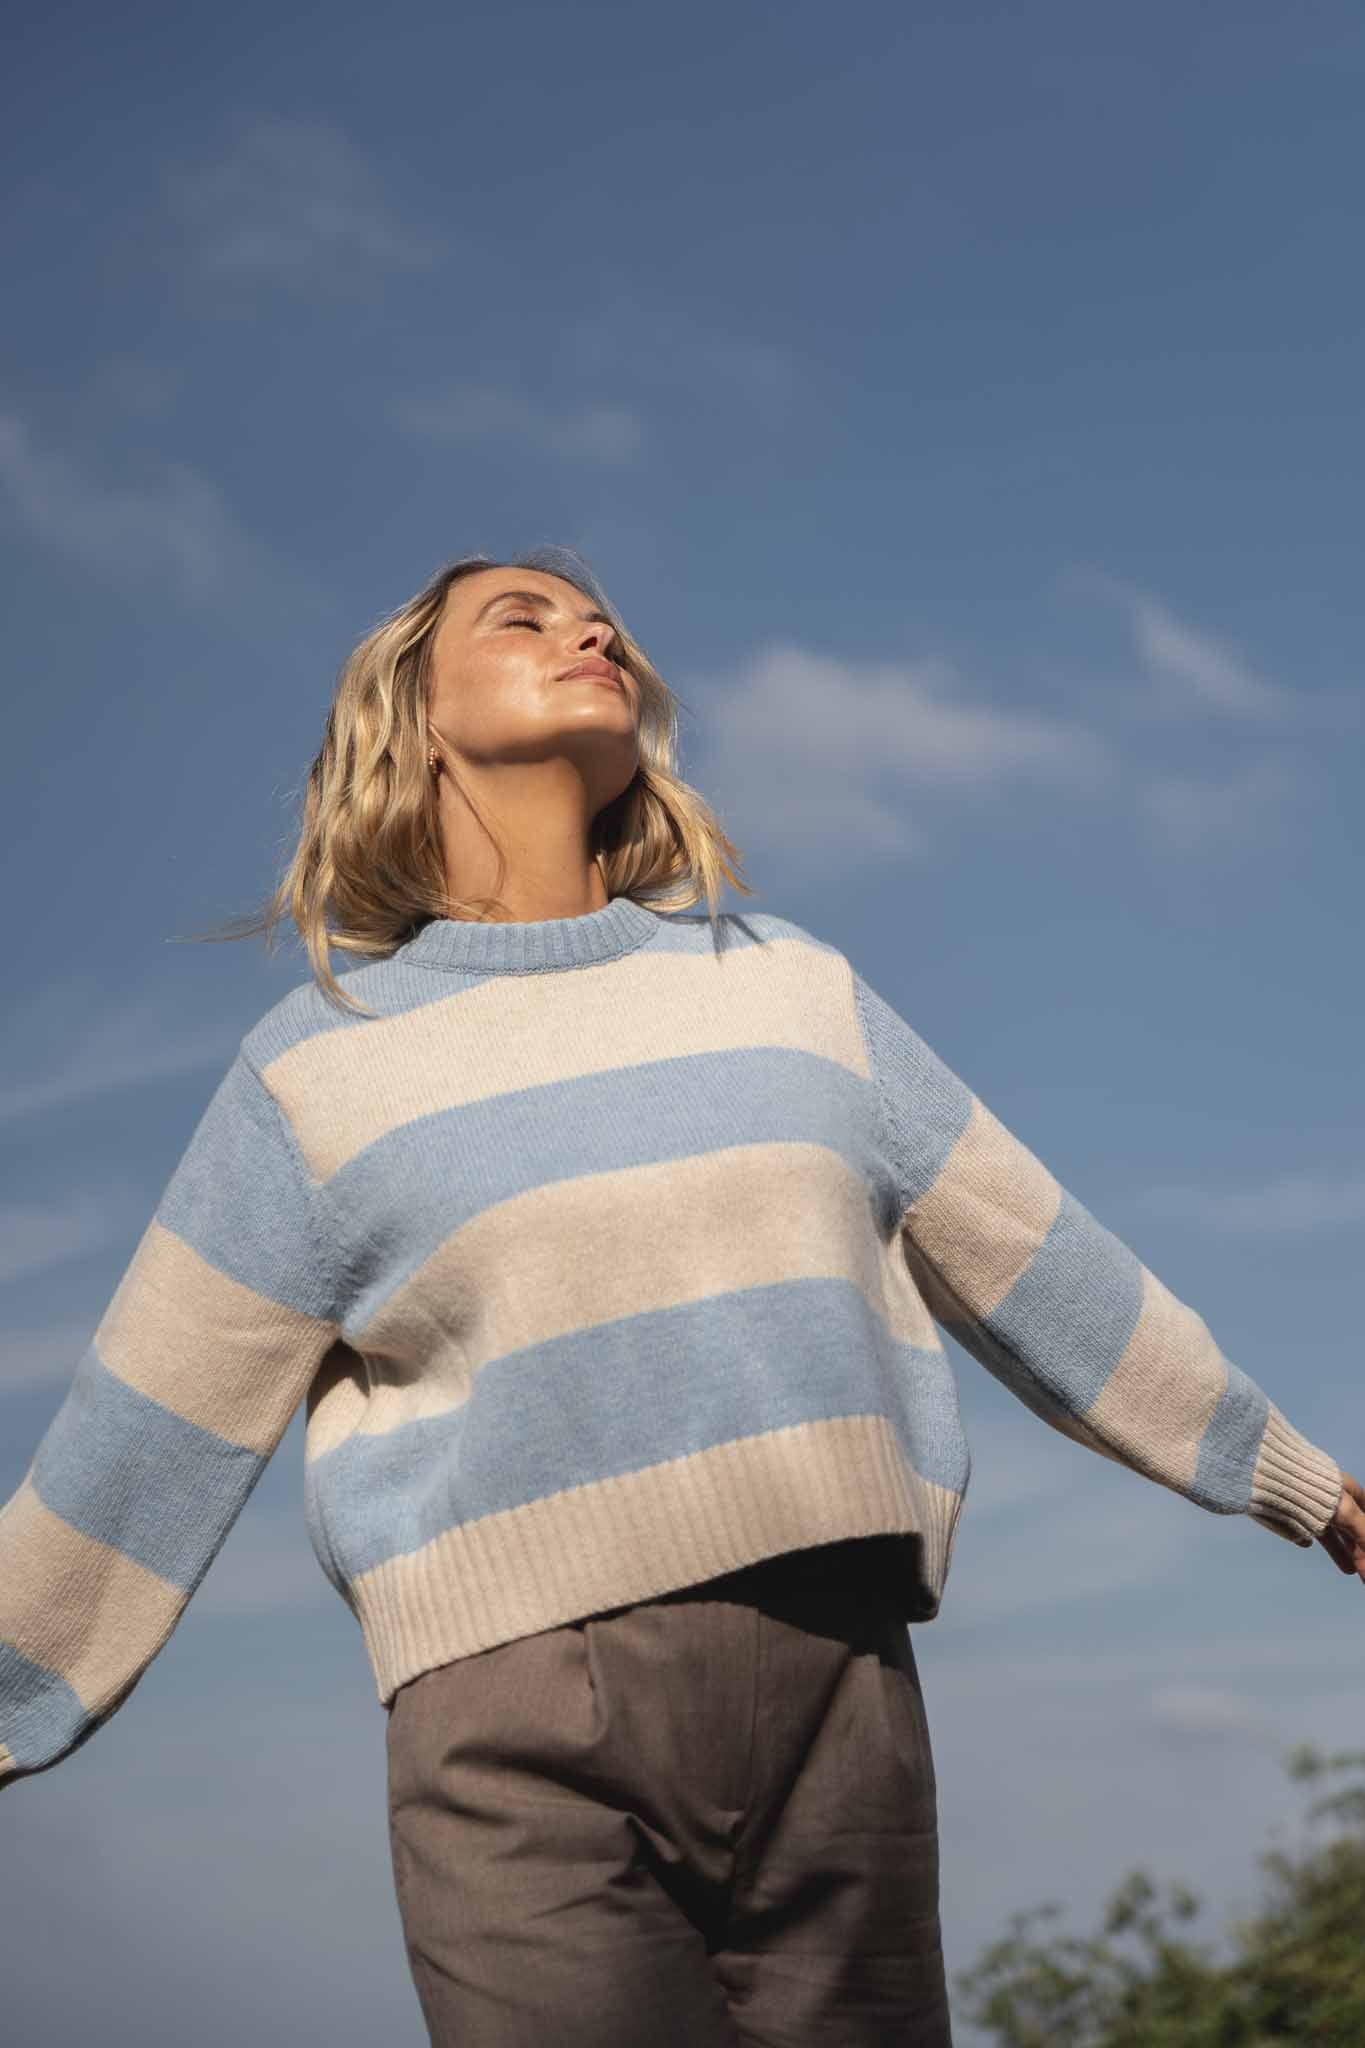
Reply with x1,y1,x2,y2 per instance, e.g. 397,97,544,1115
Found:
428,745,439,777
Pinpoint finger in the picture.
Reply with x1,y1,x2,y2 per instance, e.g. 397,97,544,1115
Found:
1317,1525,1357,1574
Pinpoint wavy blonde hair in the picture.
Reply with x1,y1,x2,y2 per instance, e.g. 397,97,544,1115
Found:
195,544,752,1017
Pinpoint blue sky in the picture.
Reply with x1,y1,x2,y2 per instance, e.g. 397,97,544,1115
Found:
3,2,1363,2039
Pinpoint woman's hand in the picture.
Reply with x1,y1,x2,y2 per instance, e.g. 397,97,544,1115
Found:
1315,1468,1365,1581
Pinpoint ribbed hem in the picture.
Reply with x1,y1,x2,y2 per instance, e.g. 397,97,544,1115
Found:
397,895,662,975
1248,1403,1342,1545
346,1417,965,1706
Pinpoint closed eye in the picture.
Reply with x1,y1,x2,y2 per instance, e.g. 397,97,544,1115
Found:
501,614,543,630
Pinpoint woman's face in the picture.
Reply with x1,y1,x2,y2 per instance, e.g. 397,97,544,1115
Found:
427,567,639,798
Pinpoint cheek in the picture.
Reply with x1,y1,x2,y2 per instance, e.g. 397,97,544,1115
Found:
429,651,551,753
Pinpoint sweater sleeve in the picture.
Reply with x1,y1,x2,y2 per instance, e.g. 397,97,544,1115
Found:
852,968,1343,1550
0,1050,343,1790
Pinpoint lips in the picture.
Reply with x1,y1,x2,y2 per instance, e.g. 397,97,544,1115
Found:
562,661,623,689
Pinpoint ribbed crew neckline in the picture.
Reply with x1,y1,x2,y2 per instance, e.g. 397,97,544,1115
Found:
397,894,661,974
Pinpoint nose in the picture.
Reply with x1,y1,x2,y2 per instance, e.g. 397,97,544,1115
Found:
575,617,617,659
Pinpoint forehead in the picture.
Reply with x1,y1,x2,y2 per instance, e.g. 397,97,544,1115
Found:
442,566,590,623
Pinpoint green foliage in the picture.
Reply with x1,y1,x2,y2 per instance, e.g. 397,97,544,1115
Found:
955,1745,1365,2046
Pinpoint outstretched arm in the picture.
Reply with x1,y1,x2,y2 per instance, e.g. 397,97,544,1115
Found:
852,966,1355,1568
0,1050,344,1788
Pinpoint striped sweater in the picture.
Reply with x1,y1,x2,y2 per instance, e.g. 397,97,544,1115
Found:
0,897,1342,1786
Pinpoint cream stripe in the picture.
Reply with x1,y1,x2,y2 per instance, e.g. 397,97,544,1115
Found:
906,1106,1239,1483
306,1142,939,1455
349,1412,961,1702
1084,1264,1227,1487
263,935,864,1182
98,1221,339,1454
0,1477,182,1712
905,1094,1062,1313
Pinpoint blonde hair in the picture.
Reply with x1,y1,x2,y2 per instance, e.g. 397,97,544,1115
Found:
193,544,752,1017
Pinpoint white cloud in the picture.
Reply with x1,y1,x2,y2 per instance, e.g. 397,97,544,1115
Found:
1137,749,1302,853
0,411,276,605
87,355,184,420
691,640,1113,873
565,298,807,425
549,402,644,464
1134,1168,1365,1235
954,1403,1089,1519
1148,1684,1277,1745
194,1502,334,1616
936,1622,1346,1693
1076,570,1293,720
0,1186,140,1289
936,1393,1196,1625
0,1316,103,1391
167,113,438,290
1129,591,1288,717
0,973,241,1128
948,1458,1191,1625
392,385,644,465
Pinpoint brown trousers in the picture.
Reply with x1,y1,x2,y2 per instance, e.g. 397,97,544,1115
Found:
384,1535,953,2046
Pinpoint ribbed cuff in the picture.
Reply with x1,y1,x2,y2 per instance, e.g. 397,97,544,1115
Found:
1248,1403,1342,1546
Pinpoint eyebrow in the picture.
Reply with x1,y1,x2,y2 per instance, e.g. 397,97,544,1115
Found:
472,588,614,629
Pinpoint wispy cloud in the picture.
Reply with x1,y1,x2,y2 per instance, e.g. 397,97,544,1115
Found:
1137,750,1302,853
0,410,286,606
938,1622,1346,1692
391,385,644,465
0,1316,104,1392
948,1464,1191,1624
691,641,1113,873
1135,1168,1365,1235
0,1187,140,1289
1129,590,1289,717
565,298,808,427
194,1502,334,1616
0,974,241,1128
167,114,439,291
86,354,185,421
1077,570,1294,720
1147,1684,1278,1746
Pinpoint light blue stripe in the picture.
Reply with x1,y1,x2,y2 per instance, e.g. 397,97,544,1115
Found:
1192,1361,1269,1512
851,969,977,1204
243,961,472,1064
859,967,1180,1447
934,1305,1088,1436
154,1054,337,1320
30,1347,268,1589
306,1274,971,1580
332,1044,895,1334
0,1641,91,1776
982,1190,1147,1416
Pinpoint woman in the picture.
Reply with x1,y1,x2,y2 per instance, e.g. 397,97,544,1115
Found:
1,543,1360,2048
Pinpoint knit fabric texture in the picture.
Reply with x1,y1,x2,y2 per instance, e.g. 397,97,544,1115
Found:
0,898,1342,1786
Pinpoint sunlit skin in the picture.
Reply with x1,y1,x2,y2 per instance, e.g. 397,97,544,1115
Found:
422,570,1365,1585
1318,1467,1365,1585
425,566,641,926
